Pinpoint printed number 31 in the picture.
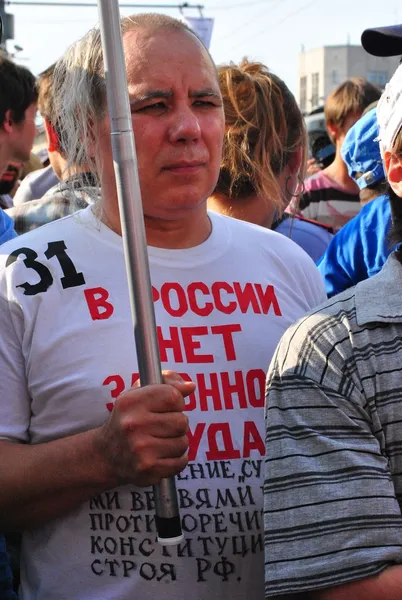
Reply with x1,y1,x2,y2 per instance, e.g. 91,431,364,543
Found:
6,241,85,296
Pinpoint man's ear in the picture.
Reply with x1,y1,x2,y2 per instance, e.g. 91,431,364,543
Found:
3,109,13,134
326,121,338,144
44,119,60,153
384,151,402,198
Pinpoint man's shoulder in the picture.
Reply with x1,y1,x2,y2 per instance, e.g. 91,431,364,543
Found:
302,287,358,323
7,186,92,235
208,212,324,289
0,210,81,262
209,210,286,250
214,211,309,251
281,287,359,348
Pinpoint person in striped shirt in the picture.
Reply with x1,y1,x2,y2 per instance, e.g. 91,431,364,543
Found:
264,59,402,599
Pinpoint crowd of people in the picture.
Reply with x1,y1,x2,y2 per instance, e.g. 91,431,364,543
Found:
0,11,401,600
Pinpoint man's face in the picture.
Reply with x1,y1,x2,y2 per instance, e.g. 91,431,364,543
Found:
98,28,225,222
0,161,22,195
9,103,37,163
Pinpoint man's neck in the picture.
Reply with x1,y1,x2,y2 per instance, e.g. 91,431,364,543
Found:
323,152,359,194
98,202,212,249
322,152,359,195
144,212,212,249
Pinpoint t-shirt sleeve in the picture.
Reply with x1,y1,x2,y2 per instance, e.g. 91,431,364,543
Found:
290,243,328,309
0,292,31,442
264,308,402,597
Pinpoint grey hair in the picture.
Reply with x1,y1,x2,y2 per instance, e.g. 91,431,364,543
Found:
52,13,202,206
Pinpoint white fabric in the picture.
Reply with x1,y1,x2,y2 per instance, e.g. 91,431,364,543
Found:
0,207,326,600
377,63,402,155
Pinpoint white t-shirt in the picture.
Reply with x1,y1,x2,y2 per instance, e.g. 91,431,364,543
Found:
0,207,326,600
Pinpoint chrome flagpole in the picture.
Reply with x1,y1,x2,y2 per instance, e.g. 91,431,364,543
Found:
97,0,183,545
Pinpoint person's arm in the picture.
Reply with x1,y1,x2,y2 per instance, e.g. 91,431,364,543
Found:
312,565,402,599
0,376,194,531
0,280,194,532
267,570,402,600
0,430,112,530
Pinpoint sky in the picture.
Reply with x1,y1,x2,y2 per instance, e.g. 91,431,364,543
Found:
5,0,402,96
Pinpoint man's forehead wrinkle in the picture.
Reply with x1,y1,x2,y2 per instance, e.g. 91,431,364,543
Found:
122,28,219,92
123,30,152,72
124,45,148,74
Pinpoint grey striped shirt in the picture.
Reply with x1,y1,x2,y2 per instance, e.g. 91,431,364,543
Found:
264,254,402,597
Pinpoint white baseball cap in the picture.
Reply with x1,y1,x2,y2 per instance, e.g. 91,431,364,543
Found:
377,63,402,156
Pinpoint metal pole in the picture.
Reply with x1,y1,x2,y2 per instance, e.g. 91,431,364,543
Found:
97,0,183,546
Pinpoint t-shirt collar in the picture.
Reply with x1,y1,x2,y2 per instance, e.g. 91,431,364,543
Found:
355,253,402,324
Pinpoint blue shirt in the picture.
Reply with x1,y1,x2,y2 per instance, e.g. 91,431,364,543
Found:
274,215,333,263
317,194,392,297
0,209,17,246
0,535,17,600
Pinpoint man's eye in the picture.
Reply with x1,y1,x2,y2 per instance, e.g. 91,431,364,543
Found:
137,102,167,114
194,100,217,108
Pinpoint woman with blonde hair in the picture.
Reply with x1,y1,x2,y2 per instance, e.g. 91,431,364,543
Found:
208,59,333,262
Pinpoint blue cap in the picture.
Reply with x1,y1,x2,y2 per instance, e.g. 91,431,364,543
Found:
341,108,385,189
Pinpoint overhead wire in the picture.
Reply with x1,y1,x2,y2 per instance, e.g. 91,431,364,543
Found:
209,0,280,11
225,0,321,54
218,0,288,43
13,0,286,30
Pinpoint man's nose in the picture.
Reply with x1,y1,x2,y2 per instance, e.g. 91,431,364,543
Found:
168,105,201,143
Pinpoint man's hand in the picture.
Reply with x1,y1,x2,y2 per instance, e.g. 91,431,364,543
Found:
94,371,195,487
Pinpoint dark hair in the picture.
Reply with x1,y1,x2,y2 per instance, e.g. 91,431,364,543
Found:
0,55,37,127
358,179,388,206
